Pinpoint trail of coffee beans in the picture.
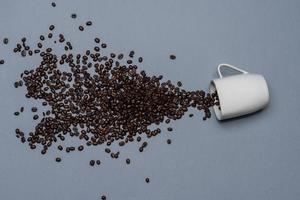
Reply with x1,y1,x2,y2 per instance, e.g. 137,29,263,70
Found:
12,23,219,162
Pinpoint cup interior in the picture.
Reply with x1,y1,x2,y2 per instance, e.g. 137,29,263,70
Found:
209,81,222,120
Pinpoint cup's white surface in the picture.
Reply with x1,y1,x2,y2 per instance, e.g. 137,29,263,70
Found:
210,64,269,120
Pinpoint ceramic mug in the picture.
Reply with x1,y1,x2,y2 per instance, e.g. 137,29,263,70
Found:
209,64,269,120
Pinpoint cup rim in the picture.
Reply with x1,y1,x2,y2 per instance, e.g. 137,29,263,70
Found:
209,81,222,120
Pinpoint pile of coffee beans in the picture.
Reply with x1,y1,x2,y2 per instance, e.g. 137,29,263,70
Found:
12,23,219,163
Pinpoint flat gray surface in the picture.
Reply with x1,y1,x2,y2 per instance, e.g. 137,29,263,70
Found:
0,0,300,199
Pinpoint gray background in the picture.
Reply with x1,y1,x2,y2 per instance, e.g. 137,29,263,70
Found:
0,0,300,199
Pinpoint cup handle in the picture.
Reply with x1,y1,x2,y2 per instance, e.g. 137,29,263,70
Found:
217,63,248,78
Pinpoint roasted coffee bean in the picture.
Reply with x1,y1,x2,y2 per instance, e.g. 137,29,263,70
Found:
90,160,95,166
33,115,39,120
167,139,171,144
126,158,130,164
86,21,92,26
0,60,4,65
71,13,77,19
51,2,56,7
55,157,61,162
94,38,100,43
49,25,55,31
58,145,63,151
3,38,9,44
31,107,38,112
170,54,176,60
78,145,84,151
79,26,84,31
96,160,101,165
14,112,20,116
145,177,150,183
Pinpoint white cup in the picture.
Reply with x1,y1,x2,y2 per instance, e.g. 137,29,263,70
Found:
209,64,269,120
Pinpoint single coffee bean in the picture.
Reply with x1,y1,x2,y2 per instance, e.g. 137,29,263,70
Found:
49,25,55,31
90,160,95,166
145,177,150,183
79,26,84,31
78,145,84,151
71,13,77,19
96,160,101,165
126,158,130,164
14,112,20,116
51,2,56,7
167,139,171,144
86,21,92,26
170,54,176,60
58,145,63,151
3,38,9,44
55,157,61,162
0,60,4,65
33,115,39,120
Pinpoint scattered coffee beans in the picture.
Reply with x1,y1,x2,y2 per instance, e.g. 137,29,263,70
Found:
12,22,220,171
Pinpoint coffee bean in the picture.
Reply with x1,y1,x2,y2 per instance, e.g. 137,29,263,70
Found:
101,43,107,48
3,38,9,44
126,158,130,164
170,54,176,60
58,145,63,151
55,157,61,162
167,139,171,144
0,60,4,65
145,177,150,183
79,26,84,31
31,107,38,112
51,2,56,7
94,38,100,43
90,160,95,166
96,160,101,165
71,13,77,19
78,145,84,151
86,21,92,26
49,25,55,31
101,195,106,200
138,57,143,63
33,115,39,120
167,127,173,132
14,112,20,116
21,50,26,57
